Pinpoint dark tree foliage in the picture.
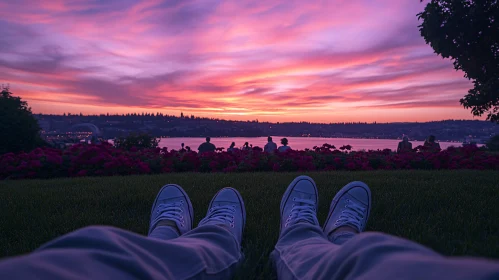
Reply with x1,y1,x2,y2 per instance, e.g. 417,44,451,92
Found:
418,0,499,122
0,87,44,154
486,134,499,151
114,133,160,150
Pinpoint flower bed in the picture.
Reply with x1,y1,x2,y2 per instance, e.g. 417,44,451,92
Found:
0,143,497,179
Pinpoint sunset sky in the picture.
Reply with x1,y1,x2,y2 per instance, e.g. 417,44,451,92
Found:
1,0,481,122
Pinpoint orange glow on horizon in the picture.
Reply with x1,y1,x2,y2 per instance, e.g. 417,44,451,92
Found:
1,0,483,122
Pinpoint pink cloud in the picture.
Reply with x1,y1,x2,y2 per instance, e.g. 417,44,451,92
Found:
0,0,482,122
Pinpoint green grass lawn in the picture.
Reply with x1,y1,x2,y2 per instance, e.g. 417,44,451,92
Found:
1,171,499,279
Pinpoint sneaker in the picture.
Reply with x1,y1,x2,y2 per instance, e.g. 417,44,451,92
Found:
279,175,319,236
148,184,194,236
323,181,371,238
199,188,246,244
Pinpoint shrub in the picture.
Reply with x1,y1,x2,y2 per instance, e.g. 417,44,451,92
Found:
486,135,499,151
113,133,159,150
0,87,45,154
0,143,497,180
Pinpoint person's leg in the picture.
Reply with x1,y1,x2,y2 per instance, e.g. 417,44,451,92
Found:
321,181,499,280
0,186,246,280
272,179,499,280
271,175,334,279
322,180,371,246
148,184,194,240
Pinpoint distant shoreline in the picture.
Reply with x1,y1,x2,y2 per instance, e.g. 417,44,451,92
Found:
38,115,495,144
147,136,472,144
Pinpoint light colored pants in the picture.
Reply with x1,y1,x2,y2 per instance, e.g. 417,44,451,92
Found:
273,223,499,279
1,224,498,280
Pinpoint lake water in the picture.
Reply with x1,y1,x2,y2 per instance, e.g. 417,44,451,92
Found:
156,137,464,151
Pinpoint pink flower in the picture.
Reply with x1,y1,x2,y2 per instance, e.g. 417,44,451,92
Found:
1,142,498,180
272,163,280,172
346,162,356,170
76,170,88,177
46,155,63,165
29,160,42,168
209,161,218,170
138,163,151,173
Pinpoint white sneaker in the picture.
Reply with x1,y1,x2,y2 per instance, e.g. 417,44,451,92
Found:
149,184,194,236
199,188,246,244
323,181,371,239
279,175,319,236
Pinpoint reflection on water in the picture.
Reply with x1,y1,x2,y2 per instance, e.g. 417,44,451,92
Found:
155,137,464,151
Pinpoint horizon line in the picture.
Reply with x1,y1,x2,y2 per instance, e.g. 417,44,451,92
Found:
35,113,489,125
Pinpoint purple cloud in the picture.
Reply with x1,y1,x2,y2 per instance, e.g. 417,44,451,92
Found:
0,0,480,122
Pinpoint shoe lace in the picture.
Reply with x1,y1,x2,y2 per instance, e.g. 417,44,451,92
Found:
334,198,365,232
153,201,185,227
200,205,236,228
285,197,318,227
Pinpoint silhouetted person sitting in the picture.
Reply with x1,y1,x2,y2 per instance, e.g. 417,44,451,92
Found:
180,143,186,153
264,136,277,153
424,135,441,152
397,136,412,153
227,142,238,153
278,138,291,152
242,142,251,151
198,137,216,153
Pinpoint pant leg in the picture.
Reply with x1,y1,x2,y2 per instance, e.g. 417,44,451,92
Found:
271,223,338,279
0,225,243,280
329,230,356,245
271,224,499,280
149,225,180,240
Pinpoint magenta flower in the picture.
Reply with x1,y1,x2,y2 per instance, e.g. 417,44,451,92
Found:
272,163,280,172
76,170,88,177
0,143,498,179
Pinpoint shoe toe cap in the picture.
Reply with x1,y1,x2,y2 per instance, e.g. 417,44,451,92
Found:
292,176,317,194
213,188,240,203
158,185,185,200
346,184,370,205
